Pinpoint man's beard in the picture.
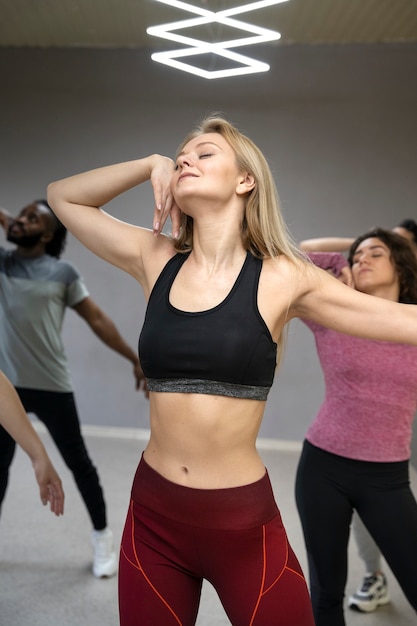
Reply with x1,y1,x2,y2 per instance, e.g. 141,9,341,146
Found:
7,230,44,248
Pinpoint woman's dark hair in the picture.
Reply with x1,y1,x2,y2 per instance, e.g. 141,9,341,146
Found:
348,227,417,304
397,219,417,244
35,199,67,258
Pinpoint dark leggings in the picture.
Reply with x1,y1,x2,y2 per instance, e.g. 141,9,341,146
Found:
0,388,107,530
119,455,315,626
295,440,417,626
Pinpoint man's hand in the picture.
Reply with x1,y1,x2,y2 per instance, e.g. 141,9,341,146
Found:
0,208,13,232
133,360,149,399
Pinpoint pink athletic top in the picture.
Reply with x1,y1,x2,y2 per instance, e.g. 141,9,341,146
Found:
303,252,417,462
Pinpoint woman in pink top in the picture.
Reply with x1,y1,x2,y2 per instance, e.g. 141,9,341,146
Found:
295,228,417,626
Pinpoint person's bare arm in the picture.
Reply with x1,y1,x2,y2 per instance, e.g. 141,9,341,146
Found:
47,156,180,283
73,297,148,397
299,237,355,252
289,262,417,344
0,372,64,515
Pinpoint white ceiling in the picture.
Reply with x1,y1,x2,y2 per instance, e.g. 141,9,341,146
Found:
1,0,417,49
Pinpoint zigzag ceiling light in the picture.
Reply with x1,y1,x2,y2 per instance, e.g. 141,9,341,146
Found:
146,0,290,79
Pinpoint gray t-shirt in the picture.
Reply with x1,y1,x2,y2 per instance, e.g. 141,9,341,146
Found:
0,249,89,391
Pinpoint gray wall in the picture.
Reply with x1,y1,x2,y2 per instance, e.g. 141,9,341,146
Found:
1,43,417,441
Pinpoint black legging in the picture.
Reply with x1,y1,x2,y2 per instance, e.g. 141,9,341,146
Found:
0,388,107,530
295,440,417,626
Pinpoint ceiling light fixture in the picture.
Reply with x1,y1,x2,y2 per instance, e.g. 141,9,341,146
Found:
146,0,290,79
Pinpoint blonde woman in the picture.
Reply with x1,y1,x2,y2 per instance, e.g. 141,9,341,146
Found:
48,115,417,626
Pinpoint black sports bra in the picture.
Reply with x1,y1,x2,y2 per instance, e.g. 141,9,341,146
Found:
139,251,277,400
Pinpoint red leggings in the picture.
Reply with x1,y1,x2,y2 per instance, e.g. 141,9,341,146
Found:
119,456,314,626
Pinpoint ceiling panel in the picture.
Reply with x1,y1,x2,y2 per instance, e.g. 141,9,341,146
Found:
0,0,416,49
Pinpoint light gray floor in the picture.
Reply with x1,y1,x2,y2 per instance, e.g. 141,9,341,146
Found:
1,427,416,626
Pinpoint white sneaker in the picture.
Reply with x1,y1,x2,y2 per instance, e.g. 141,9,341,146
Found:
348,572,390,612
91,528,118,578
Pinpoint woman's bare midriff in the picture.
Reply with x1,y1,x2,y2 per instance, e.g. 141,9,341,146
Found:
143,392,267,489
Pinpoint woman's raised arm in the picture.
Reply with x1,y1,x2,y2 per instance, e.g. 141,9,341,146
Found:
47,155,180,281
299,236,355,252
